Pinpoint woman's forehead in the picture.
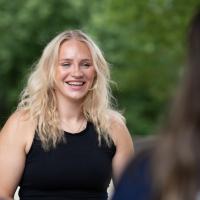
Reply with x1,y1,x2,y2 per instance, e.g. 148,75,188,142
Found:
58,39,93,61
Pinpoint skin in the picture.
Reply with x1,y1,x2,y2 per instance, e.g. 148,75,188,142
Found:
0,111,36,199
0,39,134,198
55,39,96,104
55,39,96,132
109,116,134,185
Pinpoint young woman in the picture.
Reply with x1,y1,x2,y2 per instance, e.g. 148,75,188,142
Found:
0,30,134,200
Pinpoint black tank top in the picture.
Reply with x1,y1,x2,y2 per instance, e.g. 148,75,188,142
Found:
19,122,116,200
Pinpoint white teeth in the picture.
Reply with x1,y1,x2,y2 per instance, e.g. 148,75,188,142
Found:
65,81,84,86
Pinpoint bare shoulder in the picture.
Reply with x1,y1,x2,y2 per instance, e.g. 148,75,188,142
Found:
0,110,36,154
108,110,133,148
0,110,36,197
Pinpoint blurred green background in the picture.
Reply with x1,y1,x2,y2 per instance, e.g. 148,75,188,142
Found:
0,0,199,137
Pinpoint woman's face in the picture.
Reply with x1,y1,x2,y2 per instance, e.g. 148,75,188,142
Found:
54,39,96,102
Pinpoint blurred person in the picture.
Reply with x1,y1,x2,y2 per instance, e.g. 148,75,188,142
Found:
112,8,200,200
0,30,134,200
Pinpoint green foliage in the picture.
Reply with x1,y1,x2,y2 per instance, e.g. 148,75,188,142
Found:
87,0,199,135
0,0,199,136
0,0,92,124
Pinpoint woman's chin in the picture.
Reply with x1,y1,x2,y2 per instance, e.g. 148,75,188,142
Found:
65,93,87,102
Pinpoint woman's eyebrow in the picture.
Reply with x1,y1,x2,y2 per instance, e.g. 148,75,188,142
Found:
81,59,92,62
59,58,72,62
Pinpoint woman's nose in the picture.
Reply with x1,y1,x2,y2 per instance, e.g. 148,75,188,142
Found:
71,64,83,77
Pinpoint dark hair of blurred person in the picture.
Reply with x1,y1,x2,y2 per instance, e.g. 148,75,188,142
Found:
113,8,200,200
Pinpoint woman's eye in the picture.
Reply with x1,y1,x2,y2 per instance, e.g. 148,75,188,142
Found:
61,63,70,67
82,63,91,68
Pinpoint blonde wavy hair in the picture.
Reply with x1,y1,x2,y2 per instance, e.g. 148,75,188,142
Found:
17,30,124,150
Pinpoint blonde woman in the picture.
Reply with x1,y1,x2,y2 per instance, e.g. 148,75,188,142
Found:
0,30,134,200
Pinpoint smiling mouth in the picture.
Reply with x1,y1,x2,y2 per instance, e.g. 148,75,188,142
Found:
64,81,85,86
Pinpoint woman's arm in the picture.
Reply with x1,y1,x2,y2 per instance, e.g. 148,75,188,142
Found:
109,117,134,186
0,111,35,199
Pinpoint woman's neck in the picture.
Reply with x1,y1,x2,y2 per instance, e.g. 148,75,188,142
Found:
56,96,87,133
56,95,84,122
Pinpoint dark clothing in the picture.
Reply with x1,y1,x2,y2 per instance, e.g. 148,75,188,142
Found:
19,122,116,200
112,150,153,200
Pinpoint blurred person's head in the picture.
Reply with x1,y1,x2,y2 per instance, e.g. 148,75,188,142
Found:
153,9,200,200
